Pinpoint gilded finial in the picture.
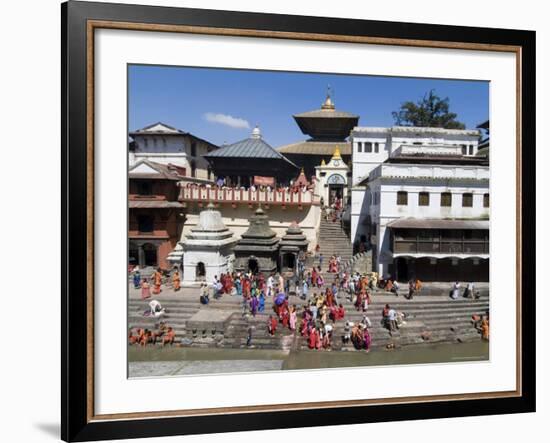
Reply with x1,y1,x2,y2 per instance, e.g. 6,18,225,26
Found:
332,145,342,160
321,84,335,110
320,159,326,166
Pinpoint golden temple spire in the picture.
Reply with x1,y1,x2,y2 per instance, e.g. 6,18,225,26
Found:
321,85,335,110
320,158,326,166
331,145,342,160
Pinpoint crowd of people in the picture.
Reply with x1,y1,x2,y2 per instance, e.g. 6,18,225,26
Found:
131,266,182,299
129,321,176,347
128,257,489,350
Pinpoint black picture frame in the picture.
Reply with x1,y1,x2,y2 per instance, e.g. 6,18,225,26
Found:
62,1,536,441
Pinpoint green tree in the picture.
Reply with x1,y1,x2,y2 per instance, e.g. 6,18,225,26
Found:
392,90,466,129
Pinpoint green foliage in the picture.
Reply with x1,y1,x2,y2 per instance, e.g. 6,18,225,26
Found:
392,90,466,129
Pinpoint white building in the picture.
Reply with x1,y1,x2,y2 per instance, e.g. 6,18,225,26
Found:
180,203,238,286
129,122,218,182
351,127,489,282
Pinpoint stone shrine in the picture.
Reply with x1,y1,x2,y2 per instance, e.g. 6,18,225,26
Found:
278,222,309,273
181,203,238,285
234,206,280,275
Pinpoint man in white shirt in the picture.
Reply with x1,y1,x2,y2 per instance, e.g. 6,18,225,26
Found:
388,308,398,331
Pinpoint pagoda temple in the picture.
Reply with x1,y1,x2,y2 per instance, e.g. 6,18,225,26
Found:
277,90,359,176
233,206,280,275
204,126,298,188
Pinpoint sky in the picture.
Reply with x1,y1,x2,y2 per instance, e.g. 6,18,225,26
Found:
128,65,489,147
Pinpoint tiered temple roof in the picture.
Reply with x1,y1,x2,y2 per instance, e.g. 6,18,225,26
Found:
233,207,280,274
279,221,309,253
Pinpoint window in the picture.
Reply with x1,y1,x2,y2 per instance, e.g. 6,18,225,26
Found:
190,160,197,178
191,142,197,157
441,192,452,207
397,191,408,206
137,181,153,196
365,142,373,153
138,215,154,233
461,144,467,155
483,193,490,208
144,138,148,148
153,137,157,147
462,193,473,207
162,137,167,147
468,145,474,155
357,142,363,153
419,192,430,206
207,167,212,181
374,142,379,153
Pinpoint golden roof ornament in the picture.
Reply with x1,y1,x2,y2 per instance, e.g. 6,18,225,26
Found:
320,159,326,166
321,85,335,110
331,145,342,160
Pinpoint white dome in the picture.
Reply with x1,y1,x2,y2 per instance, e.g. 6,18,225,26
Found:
251,125,262,139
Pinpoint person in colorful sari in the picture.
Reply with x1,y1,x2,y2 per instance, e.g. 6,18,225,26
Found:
326,287,335,307
480,316,489,340
363,325,371,352
152,268,162,295
315,327,322,349
141,278,151,300
258,291,265,312
172,268,181,292
289,305,297,331
250,295,258,317
242,277,251,299
311,268,318,288
268,315,278,336
308,327,317,349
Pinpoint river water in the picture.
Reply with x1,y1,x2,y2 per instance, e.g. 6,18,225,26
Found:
129,341,488,375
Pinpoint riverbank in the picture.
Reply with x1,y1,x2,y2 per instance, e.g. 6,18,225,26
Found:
128,340,489,377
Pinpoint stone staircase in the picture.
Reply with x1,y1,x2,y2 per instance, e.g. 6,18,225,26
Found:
315,218,353,272
295,292,489,351
128,290,489,351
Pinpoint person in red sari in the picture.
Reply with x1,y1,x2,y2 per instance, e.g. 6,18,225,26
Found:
336,303,345,320
308,327,316,349
243,278,251,299
326,288,335,307
223,275,233,294
311,267,318,288
268,315,278,336
315,328,322,349
301,318,309,336
281,307,290,329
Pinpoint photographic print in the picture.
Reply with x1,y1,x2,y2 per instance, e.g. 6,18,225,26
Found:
127,66,490,377
62,3,535,439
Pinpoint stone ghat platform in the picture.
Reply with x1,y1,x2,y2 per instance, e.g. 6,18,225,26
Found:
128,288,489,352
